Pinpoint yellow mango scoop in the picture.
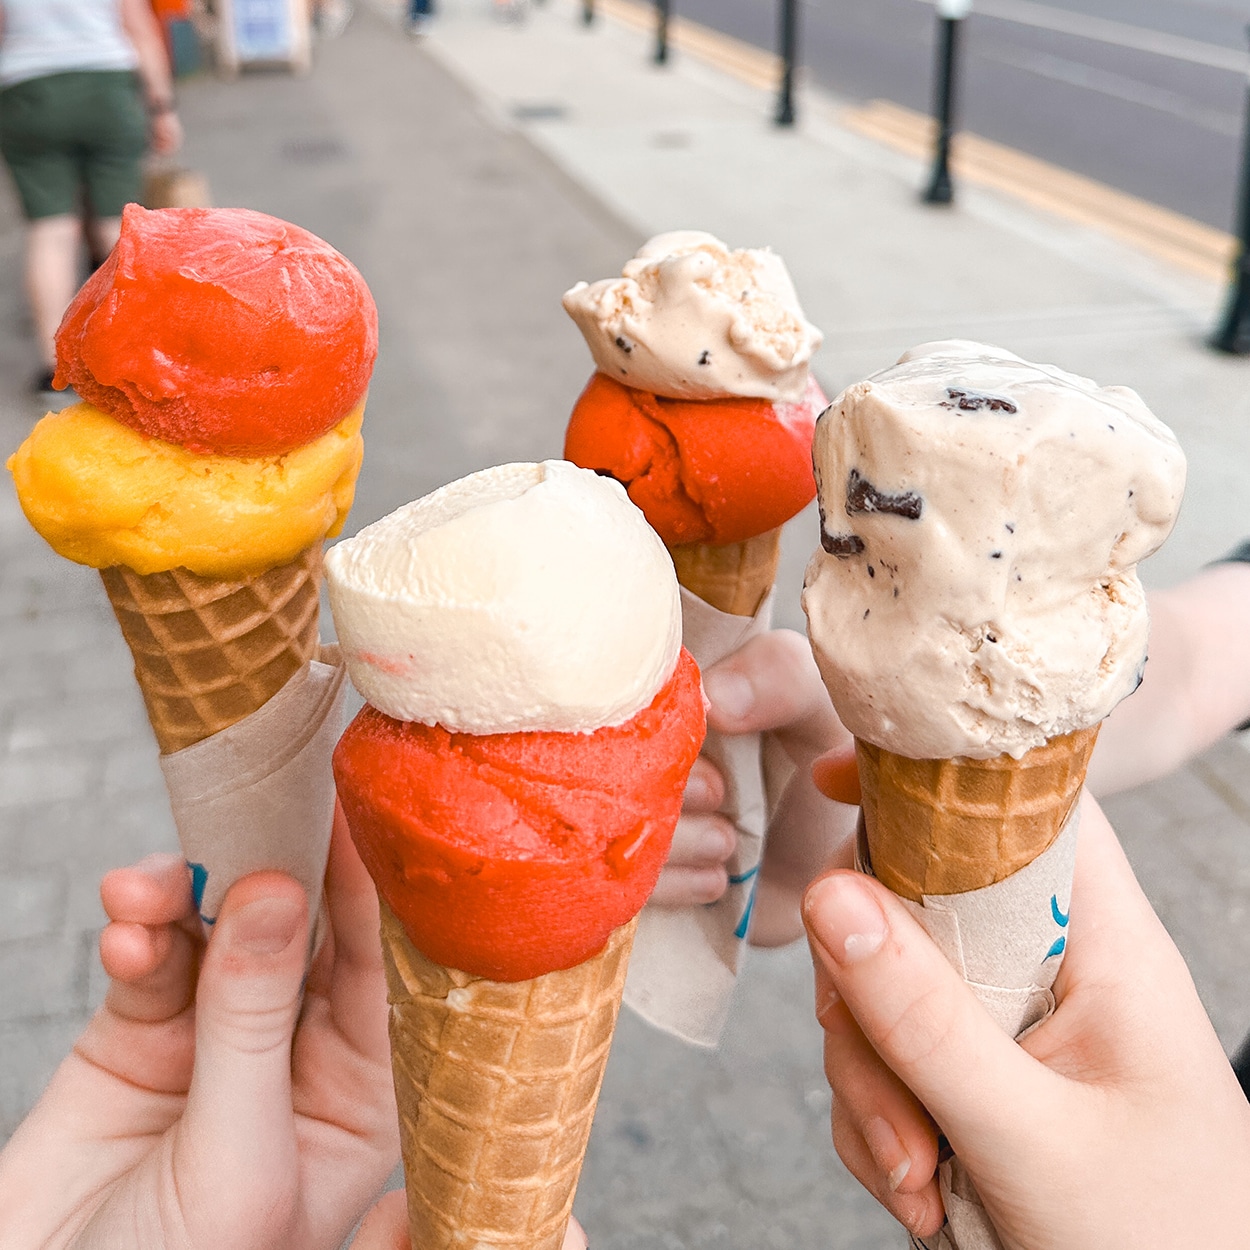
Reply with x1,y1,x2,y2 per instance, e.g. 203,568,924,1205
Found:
8,401,364,579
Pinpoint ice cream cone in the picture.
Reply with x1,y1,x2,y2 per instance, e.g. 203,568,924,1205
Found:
856,724,1100,902
378,901,636,1250
668,526,781,617
100,544,323,754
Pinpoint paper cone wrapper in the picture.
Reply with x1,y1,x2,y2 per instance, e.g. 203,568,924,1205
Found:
856,725,1099,903
100,544,323,755
379,903,637,1250
668,526,782,617
624,587,789,1048
856,728,1099,1250
159,646,348,934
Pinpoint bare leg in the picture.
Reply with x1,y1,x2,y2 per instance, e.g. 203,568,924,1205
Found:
26,215,82,370
88,216,122,265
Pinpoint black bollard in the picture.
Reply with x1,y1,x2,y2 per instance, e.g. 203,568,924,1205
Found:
776,0,799,127
922,0,970,205
582,0,594,23
655,0,670,64
1211,26,1250,353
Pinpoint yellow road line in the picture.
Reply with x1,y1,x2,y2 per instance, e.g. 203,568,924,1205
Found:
592,1,1235,283
595,0,779,91
843,99,1233,282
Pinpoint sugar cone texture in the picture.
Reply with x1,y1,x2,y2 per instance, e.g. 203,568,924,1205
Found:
100,545,322,754
378,902,637,1250
668,526,781,616
857,725,1100,902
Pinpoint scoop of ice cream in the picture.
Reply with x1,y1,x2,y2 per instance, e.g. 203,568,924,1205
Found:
802,341,1186,760
326,460,683,733
54,204,378,456
564,372,825,546
8,402,363,577
333,648,705,980
562,230,822,402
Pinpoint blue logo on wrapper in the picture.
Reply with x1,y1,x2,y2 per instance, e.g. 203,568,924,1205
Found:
1044,893,1069,960
188,861,216,926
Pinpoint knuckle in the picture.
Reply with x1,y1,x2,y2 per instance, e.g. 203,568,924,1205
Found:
877,981,959,1070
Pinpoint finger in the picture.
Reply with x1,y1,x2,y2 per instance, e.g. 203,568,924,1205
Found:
831,1100,944,1239
817,971,939,1197
682,757,725,813
803,869,1056,1167
100,853,194,927
100,918,198,1023
649,864,730,907
562,1215,589,1250
702,630,848,762
665,812,736,870
349,1190,410,1250
323,802,390,1059
177,872,307,1202
811,744,861,806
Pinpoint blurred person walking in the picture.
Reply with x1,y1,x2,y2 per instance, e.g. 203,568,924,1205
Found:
0,0,182,395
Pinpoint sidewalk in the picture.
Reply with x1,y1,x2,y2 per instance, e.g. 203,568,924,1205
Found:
0,3,1247,1246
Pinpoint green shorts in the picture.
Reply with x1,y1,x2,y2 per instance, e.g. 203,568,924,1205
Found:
0,71,147,221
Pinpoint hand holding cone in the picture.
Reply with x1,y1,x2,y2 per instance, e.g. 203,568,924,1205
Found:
803,341,1186,1248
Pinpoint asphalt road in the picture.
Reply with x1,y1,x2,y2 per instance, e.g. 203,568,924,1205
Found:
670,0,1250,228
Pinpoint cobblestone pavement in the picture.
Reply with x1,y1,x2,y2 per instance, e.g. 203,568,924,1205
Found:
1,6,1249,1248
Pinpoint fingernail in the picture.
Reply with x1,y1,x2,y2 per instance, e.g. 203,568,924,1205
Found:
804,874,887,965
703,670,753,721
228,895,302,955
863,1116,911,1191
815,985,841,1024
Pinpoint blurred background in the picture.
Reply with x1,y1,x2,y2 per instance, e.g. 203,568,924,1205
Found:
1,1,1249,1246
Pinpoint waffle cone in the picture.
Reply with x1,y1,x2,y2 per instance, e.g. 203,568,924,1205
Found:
857,725,1100,902
100,545,322,754
668,526,781,616
378,901,636,1250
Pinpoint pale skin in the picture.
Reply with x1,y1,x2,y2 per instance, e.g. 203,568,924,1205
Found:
2,0,183,369
0,804,589,1250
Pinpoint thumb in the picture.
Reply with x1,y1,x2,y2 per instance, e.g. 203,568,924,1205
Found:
803,869,1058,1168
176,873,308,1208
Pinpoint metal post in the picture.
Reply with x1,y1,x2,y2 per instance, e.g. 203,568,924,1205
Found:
582,0,594,23
922,0,970,205
776,0,799,127
655,0,670,64
1211,26,1250,353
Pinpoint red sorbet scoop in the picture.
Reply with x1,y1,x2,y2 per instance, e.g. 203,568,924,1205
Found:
54,204,378,456
333,649,705,982
564,373,826,547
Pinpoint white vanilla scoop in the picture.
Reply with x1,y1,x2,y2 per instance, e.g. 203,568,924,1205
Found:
802,341,1186,760
562,230,822,402
326,461,683,733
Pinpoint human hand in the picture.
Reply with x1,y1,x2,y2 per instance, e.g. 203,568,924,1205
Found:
349,1191,589,1249
803,795,1250,1246
651,630,856,945
149,109,183,156
0,804,399,1250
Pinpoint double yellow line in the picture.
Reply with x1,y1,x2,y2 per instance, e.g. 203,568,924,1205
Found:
595,0,1234,283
